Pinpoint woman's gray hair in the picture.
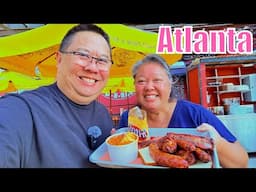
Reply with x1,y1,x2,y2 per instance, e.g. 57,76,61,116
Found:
132,54,172,81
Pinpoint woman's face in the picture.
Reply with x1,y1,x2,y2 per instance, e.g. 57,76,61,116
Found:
134,62,172,112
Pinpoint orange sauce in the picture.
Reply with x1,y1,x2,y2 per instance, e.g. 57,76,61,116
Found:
107,132,137,145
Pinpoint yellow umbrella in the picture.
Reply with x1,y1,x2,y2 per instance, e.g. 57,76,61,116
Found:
102,77,135,93
0,24,182,78
0,70,133,95
0,70,55,92
0,80,17,93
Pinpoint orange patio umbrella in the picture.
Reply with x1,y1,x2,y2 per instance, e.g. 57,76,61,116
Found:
0,24,182,93
0,24,182,78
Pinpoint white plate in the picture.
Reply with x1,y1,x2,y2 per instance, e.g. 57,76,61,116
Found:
89,128,221,168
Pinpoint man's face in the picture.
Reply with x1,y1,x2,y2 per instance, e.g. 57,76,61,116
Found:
56,31,112,104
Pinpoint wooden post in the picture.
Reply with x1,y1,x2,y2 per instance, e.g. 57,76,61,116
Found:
109,89,112,115
126,92,130,109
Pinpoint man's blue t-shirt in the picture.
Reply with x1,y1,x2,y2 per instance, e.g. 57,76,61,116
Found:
118,99,236,142
0,83,113,168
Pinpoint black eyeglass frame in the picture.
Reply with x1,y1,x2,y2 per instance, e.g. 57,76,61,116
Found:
60,50,113,65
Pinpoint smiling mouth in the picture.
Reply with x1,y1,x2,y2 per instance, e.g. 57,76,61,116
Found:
145,95,158,99
80,77,98,84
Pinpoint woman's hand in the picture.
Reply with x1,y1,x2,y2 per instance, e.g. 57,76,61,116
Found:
196,123,222,144
197,123,249,168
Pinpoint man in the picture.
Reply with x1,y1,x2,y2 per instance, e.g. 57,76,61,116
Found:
0,24,114,168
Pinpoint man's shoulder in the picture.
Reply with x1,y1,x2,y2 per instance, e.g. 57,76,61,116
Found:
17,84,58,102
4,84,57,110
1,93,24,104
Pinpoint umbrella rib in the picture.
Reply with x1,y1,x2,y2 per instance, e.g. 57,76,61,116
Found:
37,52,56,65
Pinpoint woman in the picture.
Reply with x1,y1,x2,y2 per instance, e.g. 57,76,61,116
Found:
118,54,248,168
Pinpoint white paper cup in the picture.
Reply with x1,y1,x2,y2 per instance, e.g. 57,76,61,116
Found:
106,132,138,163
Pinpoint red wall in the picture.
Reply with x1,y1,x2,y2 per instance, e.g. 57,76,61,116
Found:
97,92,137,115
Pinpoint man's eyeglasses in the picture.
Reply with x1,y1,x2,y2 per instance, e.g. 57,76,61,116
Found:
60,50,113,71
